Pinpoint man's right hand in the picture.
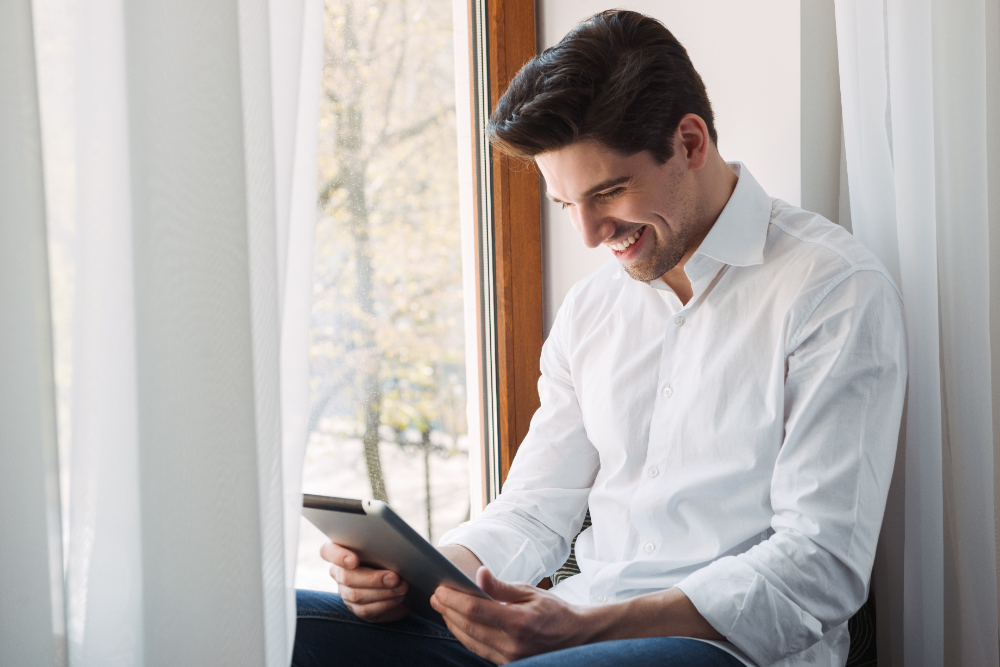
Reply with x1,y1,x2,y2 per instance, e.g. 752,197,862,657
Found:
320,542,410,622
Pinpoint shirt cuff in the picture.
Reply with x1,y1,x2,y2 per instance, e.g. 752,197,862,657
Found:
438,523,547,585
675,556,824,666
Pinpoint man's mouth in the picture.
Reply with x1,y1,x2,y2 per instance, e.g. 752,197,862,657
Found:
609,226,647,254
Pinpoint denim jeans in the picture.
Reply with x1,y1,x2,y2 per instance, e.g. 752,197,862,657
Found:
293,590,744,667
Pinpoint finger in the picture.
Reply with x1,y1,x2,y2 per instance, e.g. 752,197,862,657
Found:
350,595,408,620
338,581,410,605
433,584,532,628
433,587,510,627
476,567,537,604
439,613,512,665
330,563,404,590
432,594,513,654
320,541,362,568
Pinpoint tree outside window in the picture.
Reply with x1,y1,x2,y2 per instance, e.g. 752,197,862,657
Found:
299,0,469,592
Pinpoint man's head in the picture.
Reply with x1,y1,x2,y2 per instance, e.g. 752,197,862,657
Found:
487,10,716,164
489,10,732,284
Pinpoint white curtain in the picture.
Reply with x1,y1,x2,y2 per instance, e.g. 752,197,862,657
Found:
0,2,67,664
1,0,324,665
834,0,1000,665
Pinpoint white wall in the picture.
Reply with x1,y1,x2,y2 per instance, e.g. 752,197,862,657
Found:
537,1,802,333
800,0,845,229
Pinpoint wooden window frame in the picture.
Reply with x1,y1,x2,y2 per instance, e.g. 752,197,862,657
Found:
467,0,542,503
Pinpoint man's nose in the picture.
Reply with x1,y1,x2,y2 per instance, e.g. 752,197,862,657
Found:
574,204,615,249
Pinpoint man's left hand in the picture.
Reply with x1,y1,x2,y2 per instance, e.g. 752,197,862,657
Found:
430,567,591,665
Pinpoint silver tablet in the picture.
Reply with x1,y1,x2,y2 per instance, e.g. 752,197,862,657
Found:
301,494,491,624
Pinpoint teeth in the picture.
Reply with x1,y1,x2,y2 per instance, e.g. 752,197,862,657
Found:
611,228,643,252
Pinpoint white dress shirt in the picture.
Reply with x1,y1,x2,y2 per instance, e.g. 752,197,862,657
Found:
440,164,907,666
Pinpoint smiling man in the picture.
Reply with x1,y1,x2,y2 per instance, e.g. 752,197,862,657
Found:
293,10,906,667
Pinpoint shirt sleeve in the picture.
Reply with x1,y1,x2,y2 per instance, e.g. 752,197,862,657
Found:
438,294,600,584
675,269,907,666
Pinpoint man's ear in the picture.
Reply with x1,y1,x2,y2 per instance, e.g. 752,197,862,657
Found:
675,114,711,170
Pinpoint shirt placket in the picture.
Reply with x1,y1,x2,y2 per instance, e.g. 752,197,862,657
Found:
625,299,687,566
631,258,725,566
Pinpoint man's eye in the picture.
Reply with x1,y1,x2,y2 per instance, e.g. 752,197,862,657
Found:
596,188,624,201
560,202,571,210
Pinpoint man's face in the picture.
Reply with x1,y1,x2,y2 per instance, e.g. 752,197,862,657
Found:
536,140,699,283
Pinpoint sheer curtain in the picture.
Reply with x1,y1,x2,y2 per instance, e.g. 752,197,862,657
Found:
0,2,67,664
834,0,1000,665
1,0,323,665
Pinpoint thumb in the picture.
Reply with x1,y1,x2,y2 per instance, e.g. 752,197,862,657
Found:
476,566,536,603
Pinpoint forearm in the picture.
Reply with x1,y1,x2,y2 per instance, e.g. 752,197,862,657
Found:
439,544,484,580
579,588,723,644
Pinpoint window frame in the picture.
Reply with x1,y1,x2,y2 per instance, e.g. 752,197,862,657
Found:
467,0,542,503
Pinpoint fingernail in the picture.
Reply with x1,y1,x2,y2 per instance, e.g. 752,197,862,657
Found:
383,573,397,587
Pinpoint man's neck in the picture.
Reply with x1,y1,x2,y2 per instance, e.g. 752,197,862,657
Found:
658,154,738,305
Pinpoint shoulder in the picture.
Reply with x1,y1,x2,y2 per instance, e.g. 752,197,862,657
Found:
765,199,901,303
763,200,903,345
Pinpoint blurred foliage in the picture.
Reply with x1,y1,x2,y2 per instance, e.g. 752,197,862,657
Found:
310,0,466,502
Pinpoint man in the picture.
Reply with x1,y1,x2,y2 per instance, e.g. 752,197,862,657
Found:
293,10,906,667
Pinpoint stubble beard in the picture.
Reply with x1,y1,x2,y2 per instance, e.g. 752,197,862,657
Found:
620,224,691,283
620,161,696,283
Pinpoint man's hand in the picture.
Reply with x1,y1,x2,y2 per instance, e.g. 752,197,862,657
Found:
320,542,410,622
430,566,724,664
430,567,589,664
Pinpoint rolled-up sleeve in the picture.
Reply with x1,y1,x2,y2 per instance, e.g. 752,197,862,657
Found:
676,269,906,666
439,296,600,584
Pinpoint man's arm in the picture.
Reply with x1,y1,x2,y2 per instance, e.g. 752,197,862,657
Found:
438,544,484,580
437,295,599,585
674,270,906,665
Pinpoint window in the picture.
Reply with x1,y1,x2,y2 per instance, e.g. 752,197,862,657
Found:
295,0,542,592
297,0,470,591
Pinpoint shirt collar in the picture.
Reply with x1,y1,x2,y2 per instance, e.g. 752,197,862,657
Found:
692,162,772,268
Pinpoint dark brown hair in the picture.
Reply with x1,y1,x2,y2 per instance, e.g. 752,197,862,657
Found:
487,10,717,163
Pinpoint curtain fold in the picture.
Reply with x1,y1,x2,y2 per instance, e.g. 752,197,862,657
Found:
66,1,142,663
12,0,324,665
276,0,325,649
931,2,999,665
0,2,67,665
835,0,1000,664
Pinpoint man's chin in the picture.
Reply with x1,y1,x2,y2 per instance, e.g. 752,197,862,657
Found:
619,257,679,283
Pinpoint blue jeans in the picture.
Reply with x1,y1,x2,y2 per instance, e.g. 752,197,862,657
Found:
293,590,744,667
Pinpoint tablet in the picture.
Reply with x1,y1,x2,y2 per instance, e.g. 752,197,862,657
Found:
301,494,491,624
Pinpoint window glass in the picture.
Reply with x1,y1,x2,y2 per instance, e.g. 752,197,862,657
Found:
296,0,470,592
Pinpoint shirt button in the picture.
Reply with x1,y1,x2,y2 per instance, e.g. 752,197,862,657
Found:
644,542,655,553
596,595,607,603
662,386,673,398
648,467,659,478
674,316,685,326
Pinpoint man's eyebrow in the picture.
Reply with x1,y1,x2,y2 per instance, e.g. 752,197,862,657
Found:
545,176,634,204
